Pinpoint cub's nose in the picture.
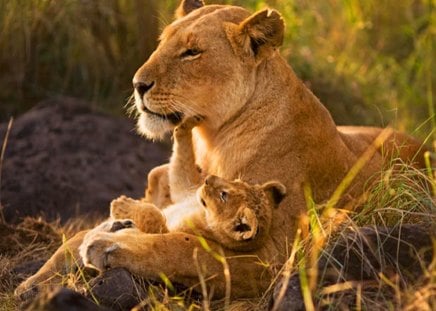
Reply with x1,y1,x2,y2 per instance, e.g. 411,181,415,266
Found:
134,81,155,98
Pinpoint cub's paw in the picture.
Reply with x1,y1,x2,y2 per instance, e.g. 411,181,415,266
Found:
110,219,135,232
110,195,140,219
175,116,204,134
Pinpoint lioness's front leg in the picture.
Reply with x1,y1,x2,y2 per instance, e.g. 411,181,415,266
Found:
81,231,273,298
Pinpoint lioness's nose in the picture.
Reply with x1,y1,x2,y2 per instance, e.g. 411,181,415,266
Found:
134,81,155,98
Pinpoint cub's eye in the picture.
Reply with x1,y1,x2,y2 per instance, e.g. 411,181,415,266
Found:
180,48,202,59
219,191,228,203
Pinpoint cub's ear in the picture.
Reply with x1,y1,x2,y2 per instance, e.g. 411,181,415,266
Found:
262,181,286,207
175,0,205,18
232,9,284,57
235,208,259,240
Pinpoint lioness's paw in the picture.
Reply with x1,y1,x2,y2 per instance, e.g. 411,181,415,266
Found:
81,233,121,271
175,116,203,134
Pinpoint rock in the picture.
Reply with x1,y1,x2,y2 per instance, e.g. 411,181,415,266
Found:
24,287,109,311
86,268,202,310
0,97,170,223
319,224,434,284
270,224,434,310
87,268,145,311
269,274,305,311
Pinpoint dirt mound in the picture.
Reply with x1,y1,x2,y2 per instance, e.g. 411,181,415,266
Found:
0,98,170,223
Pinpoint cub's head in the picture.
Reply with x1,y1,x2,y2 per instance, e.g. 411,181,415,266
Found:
132,0,284,140
197,175,286,246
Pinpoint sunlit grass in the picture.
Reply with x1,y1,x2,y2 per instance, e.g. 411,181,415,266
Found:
0,0,434,142
297,161,434,310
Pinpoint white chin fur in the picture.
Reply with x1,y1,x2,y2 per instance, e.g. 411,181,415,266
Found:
136,113,175,141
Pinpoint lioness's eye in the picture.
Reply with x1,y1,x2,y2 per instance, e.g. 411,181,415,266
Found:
220,191,228,203
180,48,202,59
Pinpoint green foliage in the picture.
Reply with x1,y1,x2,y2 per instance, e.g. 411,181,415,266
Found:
0,0,164,118
0,0,434,141
257,0,434,138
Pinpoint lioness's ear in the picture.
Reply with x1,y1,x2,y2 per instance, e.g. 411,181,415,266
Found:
175,0,205,18
236,9,284,57
262,181,286,207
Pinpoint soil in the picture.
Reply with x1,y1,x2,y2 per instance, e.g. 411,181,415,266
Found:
0,97,170,223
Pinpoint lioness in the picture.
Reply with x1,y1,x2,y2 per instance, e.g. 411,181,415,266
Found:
17,0,426,300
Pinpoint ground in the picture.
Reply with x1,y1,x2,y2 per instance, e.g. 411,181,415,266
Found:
0,99,171,310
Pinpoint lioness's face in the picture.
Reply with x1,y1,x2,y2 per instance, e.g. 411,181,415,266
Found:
132,6,257,139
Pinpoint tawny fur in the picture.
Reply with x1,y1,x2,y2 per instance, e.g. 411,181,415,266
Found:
110,196,169,234
17,0,427,300
168,116,204,202
81,118,286,257
166,117,286,251
144,164,172,208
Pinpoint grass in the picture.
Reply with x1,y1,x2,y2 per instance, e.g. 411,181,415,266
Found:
0,118,13,223
0,0,164,118
1,0,434,142
264,161,435,311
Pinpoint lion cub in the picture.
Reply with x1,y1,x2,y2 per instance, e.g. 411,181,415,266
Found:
167,117,286,250
84,117,286,252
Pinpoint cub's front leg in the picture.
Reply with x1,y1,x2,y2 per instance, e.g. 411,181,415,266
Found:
169,116,204,202
144,163,172,209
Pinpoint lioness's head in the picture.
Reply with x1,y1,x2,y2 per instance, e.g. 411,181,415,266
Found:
133,0,284,139
197,175,286,243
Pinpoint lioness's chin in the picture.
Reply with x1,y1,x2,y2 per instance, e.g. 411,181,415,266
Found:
137,113,175,141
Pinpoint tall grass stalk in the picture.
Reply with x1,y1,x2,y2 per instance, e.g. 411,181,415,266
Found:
270,228,301,311
0,118,13,223
61,234,100,305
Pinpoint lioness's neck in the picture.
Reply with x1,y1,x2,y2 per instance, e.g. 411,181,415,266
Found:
195,53,341,179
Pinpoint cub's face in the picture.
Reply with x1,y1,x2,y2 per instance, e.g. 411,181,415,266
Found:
197,175,260,240
132,6,256,140
197,175,286,241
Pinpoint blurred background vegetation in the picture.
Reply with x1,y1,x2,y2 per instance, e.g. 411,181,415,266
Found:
0,0,434,141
